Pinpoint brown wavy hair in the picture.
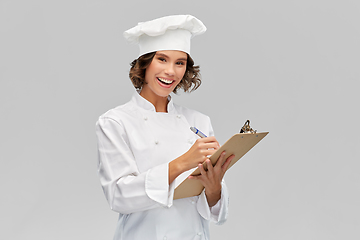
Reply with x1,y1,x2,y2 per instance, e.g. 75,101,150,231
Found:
129,52,201,93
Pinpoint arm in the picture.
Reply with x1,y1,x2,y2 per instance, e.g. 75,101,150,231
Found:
169,136,220,184
191,152,234,206
96,116,221,214
197,180,230,224
189,151,234,223
96,117,173,214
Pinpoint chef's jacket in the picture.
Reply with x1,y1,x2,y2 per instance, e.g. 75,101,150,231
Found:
95,90,229,240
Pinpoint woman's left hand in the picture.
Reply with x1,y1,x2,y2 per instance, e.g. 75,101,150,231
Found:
188,151,235,207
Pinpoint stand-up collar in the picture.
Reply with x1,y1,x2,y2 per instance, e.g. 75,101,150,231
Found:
132,90,176,114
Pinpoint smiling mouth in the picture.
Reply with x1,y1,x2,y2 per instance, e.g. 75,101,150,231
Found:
157,77,174,85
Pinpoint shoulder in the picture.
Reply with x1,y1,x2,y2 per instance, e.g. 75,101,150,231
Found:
97,100,139,126
174,103,212,127
175,103,208,117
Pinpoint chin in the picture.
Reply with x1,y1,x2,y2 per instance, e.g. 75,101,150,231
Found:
157,90,173,98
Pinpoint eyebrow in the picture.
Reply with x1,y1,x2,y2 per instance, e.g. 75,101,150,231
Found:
155,53,187,61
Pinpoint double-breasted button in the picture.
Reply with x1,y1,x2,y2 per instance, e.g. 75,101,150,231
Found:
144,117,148,121
176,115,181,119
155,140,159,145
197,232,202,236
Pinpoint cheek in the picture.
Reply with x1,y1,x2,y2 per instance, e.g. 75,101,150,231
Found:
144,70,149,83
144,65,156,82
177,68,187,79
145,61,158,75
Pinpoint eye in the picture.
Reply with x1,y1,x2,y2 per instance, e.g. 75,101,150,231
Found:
176,61,186,66
158,57,166,62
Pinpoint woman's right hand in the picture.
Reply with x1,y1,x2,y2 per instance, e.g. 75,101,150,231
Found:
181,136,220,170
169,136,220,184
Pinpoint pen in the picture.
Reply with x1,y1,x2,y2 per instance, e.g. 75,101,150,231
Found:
190,126,207,138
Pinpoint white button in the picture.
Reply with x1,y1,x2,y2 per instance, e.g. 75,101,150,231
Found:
144,117,148,121
155,140,159,145
191,201,196,204
163,237,167,240
176,115,181,118
197,232,202,236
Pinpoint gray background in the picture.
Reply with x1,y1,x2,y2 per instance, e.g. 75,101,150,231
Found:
1,0,359,239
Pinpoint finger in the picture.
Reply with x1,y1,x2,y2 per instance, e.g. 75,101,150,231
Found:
203,149,217,157
203,136,217,142
198,163,207,176
215,151,227,169
196,140,219,149
206,159,214,177
202,142,220,150
222,154,235,172
188,175,200,180
197,136,216,143
199,137,220,147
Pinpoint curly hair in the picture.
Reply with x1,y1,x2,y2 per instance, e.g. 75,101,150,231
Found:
129,52,201,94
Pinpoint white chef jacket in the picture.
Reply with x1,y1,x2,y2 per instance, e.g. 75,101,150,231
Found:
95,90,229,240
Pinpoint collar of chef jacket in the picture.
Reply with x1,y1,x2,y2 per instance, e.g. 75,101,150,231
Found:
133,90,176,114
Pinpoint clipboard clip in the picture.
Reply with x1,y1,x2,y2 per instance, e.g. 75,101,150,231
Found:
240,120,257,134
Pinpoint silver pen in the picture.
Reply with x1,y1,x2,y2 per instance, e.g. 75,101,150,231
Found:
190,127,207,138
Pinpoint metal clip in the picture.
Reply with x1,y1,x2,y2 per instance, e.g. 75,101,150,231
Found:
240,120,257,134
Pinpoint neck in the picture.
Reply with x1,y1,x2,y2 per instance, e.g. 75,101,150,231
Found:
140,89,169,113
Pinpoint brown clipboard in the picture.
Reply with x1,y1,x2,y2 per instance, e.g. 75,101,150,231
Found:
173,132,269,200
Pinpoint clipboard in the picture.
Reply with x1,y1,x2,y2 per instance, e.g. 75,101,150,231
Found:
173,130,269,200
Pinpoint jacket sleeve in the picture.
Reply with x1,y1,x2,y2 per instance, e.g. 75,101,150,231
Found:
95,117,175,215
196,180,229,224
194,115,229,224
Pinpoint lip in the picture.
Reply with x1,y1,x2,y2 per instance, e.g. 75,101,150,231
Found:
156,77,175,88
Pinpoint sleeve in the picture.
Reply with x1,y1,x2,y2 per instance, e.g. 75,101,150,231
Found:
193,115,229,224
95,117,175,215
196,180,229,224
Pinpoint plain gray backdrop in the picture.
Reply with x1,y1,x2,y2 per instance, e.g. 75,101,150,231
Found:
1,0,359,239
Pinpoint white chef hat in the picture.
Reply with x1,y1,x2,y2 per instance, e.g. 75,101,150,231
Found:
123,15,206,57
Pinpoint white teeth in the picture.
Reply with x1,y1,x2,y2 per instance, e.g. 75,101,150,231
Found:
158,77,173,84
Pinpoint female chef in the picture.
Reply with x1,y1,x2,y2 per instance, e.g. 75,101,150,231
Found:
95,15,235,240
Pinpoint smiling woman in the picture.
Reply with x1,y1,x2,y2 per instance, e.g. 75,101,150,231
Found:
95,15,234,240
142,51,187,105
140,51,189,111
129,51,201,94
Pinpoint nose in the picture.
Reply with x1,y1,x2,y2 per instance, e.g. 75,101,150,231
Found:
164,63,175,76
